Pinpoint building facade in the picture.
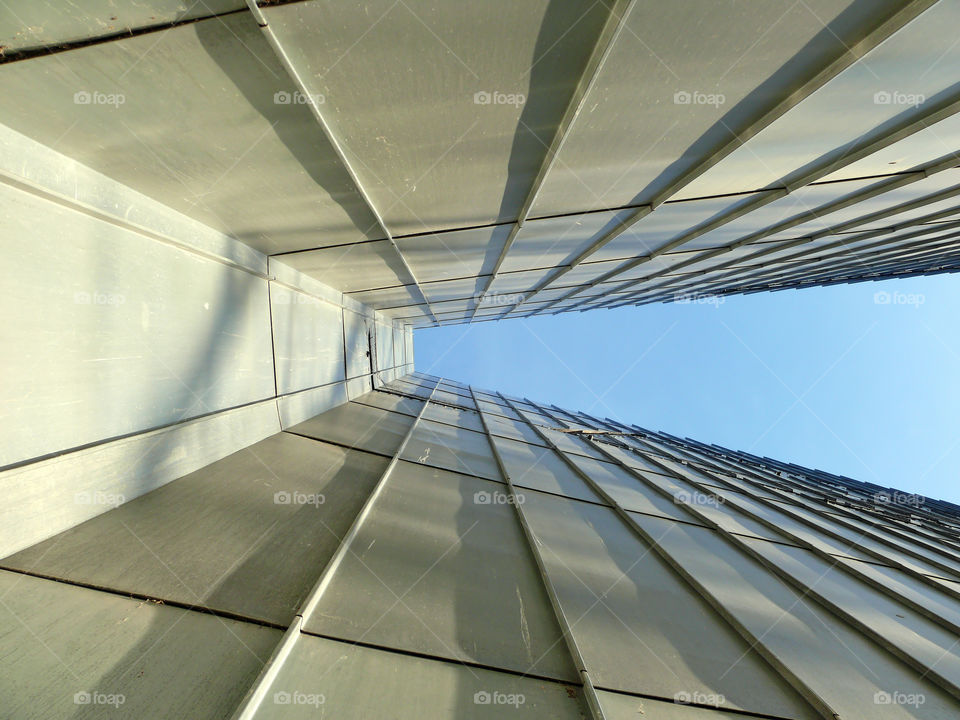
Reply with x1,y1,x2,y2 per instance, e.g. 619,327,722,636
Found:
3,373,959,718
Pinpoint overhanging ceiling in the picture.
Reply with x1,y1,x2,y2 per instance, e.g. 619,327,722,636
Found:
2,0,959,327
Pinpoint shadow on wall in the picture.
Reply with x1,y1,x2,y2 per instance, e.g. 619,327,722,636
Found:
194,18,382,251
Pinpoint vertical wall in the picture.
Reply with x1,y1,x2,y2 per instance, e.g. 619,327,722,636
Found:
0,124,413,558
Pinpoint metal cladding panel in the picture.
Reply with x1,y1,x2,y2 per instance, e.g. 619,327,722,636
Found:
287,402,415,457
269,285,346,395
821,107,960,182
397,225,510,283
629,512,960,719
491,435,605,504
261,0,611,236
422,403,485,433
304,462,577,681
591,442,676,476
535,427,615,461
0,1,245,52
0,13,382,253
279,241,411,293
613,463,795,543
484,413,550,446
422,276,488,304
766,170,960,239
1,433,387,626
501,209,636,274
562,453,694,522
684,177,880,247
487,268,553,295
0,185,275,468
349,284,422,310
740,537,960,689
0,570,280,720
352,389,426,417
832,555,960,631
251,635,588,719
400,419,501,481
597,690,759,719
758,492,960,579
518,490,819,718
433,388,476,409
674,1,960,199
528,0,909,215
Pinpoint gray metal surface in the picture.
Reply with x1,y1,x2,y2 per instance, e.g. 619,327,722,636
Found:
517,489,818,717
303,460,577,680
286,401,415,457
250,634,588,719
0,13,383,255
0,569,280,720
2,433,388,626
400,419,501,480
3,3,956,325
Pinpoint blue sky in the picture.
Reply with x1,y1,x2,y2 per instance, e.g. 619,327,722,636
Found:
415,275,960,503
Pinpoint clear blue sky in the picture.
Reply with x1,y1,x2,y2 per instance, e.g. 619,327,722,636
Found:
415,275,960,503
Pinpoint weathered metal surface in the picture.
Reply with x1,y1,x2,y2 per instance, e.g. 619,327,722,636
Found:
251,634,588,719
2,433,388,626
287,402,415,457
0,569,280,720
304,461,577,680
